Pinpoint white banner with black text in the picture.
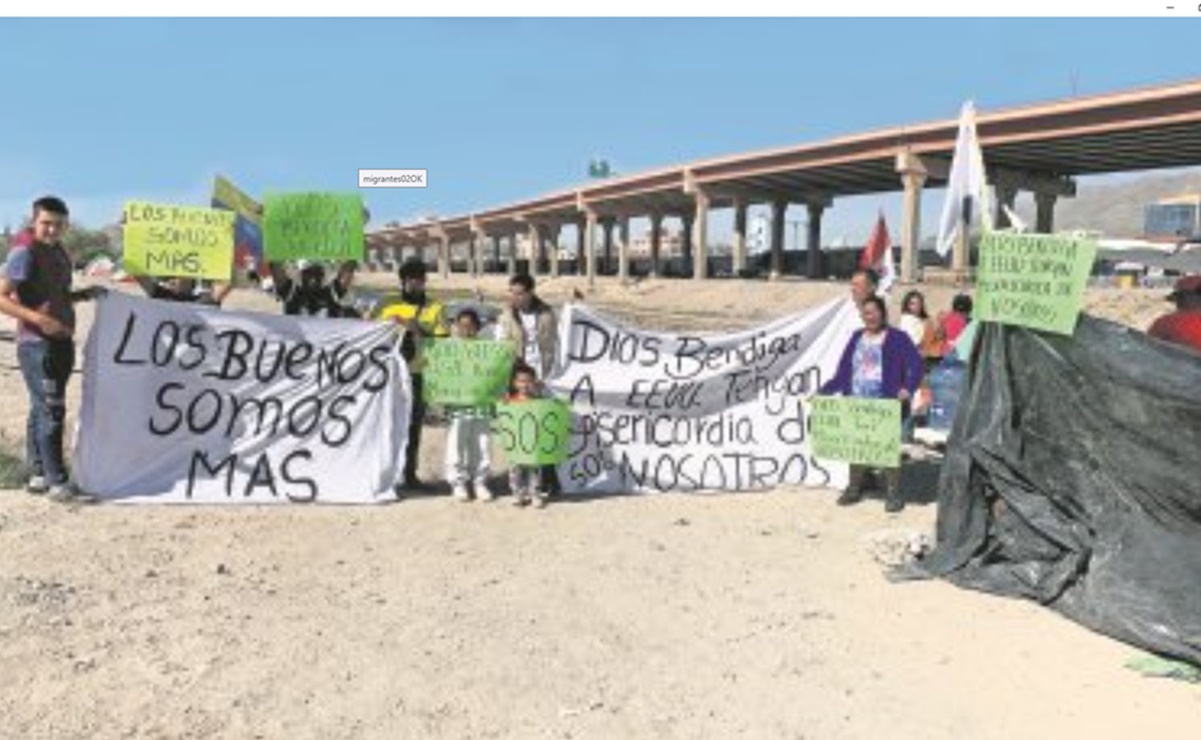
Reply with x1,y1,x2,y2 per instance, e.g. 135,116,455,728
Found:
74,293,410,504
549,298,858,494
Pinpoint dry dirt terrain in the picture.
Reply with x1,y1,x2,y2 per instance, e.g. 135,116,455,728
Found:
1,274,1196,740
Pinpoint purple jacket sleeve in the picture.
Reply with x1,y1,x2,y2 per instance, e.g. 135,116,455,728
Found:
894,329,925,396
874,328,924,399
820,329,861,395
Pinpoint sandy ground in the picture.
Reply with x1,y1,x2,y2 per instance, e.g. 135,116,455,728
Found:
1,274,1196,740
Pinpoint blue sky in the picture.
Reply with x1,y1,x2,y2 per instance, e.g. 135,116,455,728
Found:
1,17,1199,244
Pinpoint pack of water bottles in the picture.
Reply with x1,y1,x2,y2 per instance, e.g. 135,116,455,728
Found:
925,358,966,431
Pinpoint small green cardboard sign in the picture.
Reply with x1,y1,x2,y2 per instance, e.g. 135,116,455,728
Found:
422,339,515,406
262,192,364,261
810,396,902,469
975,232,1097,336
495,399,570,466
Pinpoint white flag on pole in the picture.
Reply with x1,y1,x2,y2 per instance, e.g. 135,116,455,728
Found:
936,101,993,257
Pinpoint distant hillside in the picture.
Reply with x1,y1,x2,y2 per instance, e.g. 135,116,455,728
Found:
1014,167,1201,238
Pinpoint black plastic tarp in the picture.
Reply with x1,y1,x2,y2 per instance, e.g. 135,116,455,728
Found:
915,315,1201,666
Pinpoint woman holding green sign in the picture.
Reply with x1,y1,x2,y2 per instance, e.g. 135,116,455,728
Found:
820,295,924,513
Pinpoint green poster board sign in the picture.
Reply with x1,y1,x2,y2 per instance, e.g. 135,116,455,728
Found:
423,339,515,406
495,399,570,466
810,396,902,469
262,192,364,261
122,202,236,280
975,232,1097,336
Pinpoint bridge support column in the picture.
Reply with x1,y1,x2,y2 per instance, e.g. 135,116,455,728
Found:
1035,192,1057,234
806,202,824,279
692,191,709,280
898,165,927,283
649,213,662,277
732,200,748,275
770,199,787,279
617,217,630,282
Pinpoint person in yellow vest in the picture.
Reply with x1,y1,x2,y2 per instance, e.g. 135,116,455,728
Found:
377,259,449,494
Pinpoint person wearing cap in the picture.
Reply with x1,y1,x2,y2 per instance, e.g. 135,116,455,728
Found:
269,260,343,316
328,260,362,318
377,259,449,492
1148,275,1201,355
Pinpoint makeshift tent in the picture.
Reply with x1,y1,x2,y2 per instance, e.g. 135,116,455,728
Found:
913,316,1201,666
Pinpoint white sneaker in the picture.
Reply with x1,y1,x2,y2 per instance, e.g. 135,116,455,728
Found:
26,475,48,494
474,480,494,502
451,484,471,502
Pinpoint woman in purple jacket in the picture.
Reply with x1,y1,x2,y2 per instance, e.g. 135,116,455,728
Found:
820,294,924,512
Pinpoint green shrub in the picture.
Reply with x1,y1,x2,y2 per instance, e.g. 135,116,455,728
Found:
0,445,24,489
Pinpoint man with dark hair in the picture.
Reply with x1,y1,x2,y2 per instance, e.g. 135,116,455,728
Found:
496,272,562,497
377,259,449,493
850,267,879,308
0,196,103,502
498,273,557,378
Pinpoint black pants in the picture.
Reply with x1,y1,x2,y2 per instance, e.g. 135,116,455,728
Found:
542,464,561,496
405,374,426,483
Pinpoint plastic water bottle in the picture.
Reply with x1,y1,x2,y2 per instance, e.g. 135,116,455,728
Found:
927,359,966,431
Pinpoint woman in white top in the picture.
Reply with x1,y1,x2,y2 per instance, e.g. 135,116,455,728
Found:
898,290,935,354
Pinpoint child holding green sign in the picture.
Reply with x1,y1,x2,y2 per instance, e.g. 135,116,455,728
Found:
505,363,550,509
444,309,496,502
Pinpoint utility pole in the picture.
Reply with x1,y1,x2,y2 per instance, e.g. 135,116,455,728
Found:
788,219,805,252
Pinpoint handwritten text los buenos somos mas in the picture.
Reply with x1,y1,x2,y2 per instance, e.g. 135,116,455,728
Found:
111,310,394,502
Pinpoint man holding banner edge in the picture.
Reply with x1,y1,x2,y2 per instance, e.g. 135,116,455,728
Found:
377,259,450,493
0,196,105,502
496,273,562,498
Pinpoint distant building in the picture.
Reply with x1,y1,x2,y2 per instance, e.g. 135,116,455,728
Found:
1144,194,1201,242
628,225,684,258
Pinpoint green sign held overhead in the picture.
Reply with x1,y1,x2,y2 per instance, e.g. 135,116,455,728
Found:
975,232,1097,336
495,399,570,466
422,339,515,407
810,396,902,469
262,192,364,262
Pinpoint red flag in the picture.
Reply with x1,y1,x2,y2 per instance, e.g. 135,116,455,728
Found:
859,212,896,292
859,212,890,269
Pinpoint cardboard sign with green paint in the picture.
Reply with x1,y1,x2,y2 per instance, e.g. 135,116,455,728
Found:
422,339,515,406
809,396,902,469
975,232,1097,335
262,192,364,261
122,202,236,280
495,399,570,466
